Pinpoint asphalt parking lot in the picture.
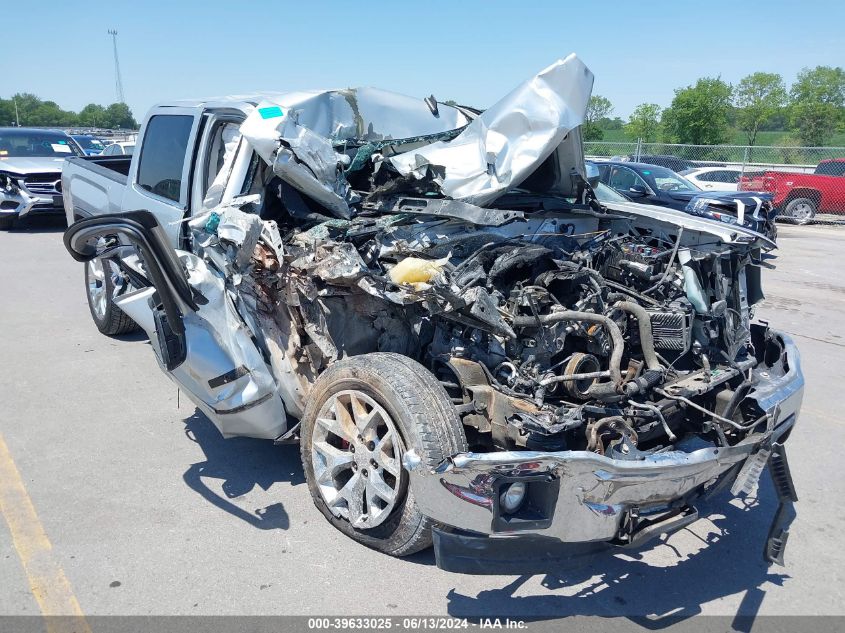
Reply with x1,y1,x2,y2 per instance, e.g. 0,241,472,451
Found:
1,217,844,625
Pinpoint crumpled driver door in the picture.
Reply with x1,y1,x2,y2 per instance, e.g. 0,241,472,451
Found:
64,211,287,440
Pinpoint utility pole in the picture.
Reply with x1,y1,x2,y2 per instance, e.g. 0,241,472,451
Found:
108,29,125,104
13,96,20,126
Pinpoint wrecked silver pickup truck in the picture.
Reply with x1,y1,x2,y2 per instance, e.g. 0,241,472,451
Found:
63,55,803,573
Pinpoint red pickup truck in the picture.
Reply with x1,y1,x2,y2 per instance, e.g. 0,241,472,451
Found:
739,158,845,224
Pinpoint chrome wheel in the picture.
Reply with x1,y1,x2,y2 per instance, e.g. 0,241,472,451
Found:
791,202,814,222
87,258,125,320
87,258,108,319
310,390,403,529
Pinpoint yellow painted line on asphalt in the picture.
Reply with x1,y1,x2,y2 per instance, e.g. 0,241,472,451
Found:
0,432,92,633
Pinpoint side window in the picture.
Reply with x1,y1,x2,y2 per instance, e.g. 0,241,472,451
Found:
631,171,650,190
816,162,845,177
703,170,734,183
137,115,194,204
609,167,647,191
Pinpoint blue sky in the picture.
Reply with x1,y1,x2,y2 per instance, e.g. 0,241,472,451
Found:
4,0,844,121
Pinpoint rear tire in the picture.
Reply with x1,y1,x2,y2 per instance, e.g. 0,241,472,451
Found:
300,353,466,557
85,258,140,336
781,197,817,225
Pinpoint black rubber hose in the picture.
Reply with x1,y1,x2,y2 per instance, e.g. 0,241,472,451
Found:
723,379,753,421
513,311,624,400
604,279,661,306
612,300,661,371
623,369,664,396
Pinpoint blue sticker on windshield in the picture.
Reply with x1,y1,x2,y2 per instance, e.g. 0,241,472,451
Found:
258,106,284,119
58,140,67,144
643,170,651,175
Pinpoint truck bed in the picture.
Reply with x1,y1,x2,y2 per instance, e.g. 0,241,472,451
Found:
69,155,131,182
62,155,132,222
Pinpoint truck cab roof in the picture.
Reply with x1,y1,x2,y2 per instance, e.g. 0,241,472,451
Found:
151,87,475,143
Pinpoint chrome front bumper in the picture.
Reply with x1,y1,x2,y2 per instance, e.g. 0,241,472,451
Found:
405,330,803,551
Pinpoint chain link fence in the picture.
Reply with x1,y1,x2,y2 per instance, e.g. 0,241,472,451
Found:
585,140,845,225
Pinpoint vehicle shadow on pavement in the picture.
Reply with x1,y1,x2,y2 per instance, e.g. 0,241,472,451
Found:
445,477,788,630
182,409,305,531
112,329,149,343
8,215,67,234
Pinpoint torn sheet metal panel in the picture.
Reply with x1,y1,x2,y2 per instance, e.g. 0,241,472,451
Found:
389,54,594,206
240,101,358,219
601,199,777,248
114,252,287,440
216,206,265,269
175,253,286,439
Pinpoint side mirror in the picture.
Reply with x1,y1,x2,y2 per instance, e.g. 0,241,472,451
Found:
584,162,601,189
628,184,648,197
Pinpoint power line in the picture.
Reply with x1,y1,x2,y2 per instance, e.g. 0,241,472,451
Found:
108,29,125,104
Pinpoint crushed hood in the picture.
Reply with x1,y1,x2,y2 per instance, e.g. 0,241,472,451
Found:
239,55,595,219
388,54,594,206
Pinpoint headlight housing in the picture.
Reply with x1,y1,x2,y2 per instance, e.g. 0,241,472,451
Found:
0,172,21,194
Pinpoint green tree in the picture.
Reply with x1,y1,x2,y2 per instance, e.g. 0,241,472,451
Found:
625,103,662,142
0,94,138,129
0,98,15,126
583,95,613,141
760,107,789,132
789,66,845,146
78,103,108,127
103,102,137,129
29,100,78,127
662,77,733,145
601,116,625,131
9,93,41,126
734,72,787,146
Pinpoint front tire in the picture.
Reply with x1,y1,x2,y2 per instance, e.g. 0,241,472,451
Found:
85,258,140,336
300,353,466,556
781,197,817,225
